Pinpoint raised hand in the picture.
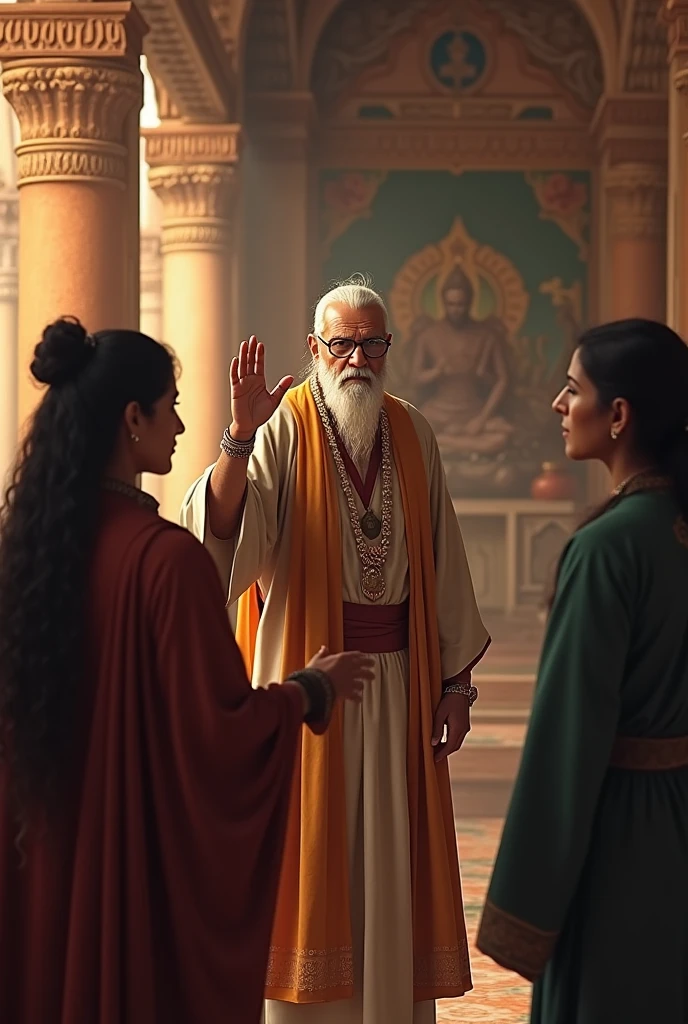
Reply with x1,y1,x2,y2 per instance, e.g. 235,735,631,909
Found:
229,336,294,439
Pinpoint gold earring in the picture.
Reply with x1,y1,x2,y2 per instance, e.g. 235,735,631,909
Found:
130,433,140,443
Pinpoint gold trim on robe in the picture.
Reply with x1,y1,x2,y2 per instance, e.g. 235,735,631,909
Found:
266,946,354,997
476,899,558,982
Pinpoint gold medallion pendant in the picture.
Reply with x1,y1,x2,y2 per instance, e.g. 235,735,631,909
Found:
361,565,385,602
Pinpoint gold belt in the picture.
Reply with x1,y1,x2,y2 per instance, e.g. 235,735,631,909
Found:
610,735,688,771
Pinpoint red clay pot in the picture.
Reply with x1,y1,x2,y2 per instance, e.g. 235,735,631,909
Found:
530,462,576,501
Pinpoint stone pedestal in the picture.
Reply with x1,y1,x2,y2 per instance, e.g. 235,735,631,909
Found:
144,123,240,520
0,1,146,431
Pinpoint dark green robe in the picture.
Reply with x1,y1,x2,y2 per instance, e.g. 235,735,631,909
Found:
477,490,688,1023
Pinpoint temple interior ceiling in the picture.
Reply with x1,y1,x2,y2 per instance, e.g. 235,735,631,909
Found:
622,0,667,93
132,0,667,121
308,0,603,110
134,0,235,120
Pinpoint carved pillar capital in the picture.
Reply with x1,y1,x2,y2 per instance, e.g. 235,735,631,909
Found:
604,163,668,240
144,123,241,253
0,2,146,188
592,95,668,165
593,95,668,240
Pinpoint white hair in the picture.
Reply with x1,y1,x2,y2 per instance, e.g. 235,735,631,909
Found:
313,274,388,337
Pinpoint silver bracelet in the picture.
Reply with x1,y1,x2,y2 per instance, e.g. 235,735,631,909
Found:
220,426,255,460
443,682,479,706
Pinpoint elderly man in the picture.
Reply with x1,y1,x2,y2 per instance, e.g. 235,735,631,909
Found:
181,278,490,1024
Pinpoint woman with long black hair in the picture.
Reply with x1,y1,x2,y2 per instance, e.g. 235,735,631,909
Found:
478,318,688,1023
0,318,371,1024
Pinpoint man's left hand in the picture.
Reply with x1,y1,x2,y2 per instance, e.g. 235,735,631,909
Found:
431,693,471,763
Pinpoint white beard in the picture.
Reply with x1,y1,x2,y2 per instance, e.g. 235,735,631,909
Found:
315,360,386,467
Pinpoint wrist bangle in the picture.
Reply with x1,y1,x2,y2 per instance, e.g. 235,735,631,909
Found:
443,682,479,707
287,668,335,726
220,426,255,460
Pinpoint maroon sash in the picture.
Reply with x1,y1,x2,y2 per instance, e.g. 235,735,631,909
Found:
342,600,409,654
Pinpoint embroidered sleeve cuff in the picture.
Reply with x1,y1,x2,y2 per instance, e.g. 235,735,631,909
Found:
476,899,558,982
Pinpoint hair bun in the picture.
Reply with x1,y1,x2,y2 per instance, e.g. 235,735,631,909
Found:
31,317,96,387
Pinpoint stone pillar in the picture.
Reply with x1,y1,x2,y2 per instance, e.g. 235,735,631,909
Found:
594,97,668,322
604,164,668,321
140,229,162,351
140,225,164,504
0,1,146,430
663,0,688,332
242,93,317,385
144,123,240,520
589,96,668,503
0,188,18,490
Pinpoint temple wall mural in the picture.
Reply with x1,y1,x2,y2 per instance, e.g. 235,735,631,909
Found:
320,168,590,500
298,0,605,612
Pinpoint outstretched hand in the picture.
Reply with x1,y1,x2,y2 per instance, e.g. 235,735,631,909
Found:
229,336,294,438
307,645,374,704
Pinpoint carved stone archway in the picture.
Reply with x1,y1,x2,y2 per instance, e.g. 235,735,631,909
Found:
238,0,621,107
296,0,613,99
573,0,620,92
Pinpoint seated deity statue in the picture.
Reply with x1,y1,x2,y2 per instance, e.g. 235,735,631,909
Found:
410,265,514,456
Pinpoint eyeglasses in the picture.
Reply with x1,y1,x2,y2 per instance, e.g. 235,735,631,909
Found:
317,335,391,360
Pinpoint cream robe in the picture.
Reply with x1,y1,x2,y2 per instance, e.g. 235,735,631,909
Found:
181,398,488,1024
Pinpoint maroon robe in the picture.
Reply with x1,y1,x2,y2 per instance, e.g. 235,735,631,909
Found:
0,493,303,1024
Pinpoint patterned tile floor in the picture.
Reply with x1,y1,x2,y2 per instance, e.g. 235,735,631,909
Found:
437,614,537,1020
462,723,527,748
437,820,531,1023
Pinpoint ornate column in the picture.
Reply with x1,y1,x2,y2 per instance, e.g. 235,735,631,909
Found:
590,96,668,502
594,97,668,321
604,164,668,321
144,123,240,520
663,0,688,332
0,188,18,490
0,1,146,429
140,230,162,352
243,93,317,386
140,225,164,503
